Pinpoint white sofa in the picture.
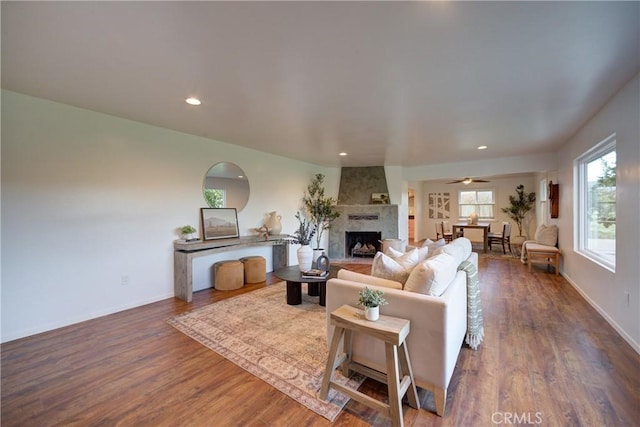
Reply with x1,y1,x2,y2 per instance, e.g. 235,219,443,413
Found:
325,238,477,416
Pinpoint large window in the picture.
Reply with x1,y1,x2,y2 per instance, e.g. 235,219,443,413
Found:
575,134,616,271
459,189,495,220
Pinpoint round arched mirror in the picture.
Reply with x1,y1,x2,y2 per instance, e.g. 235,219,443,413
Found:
203,162,250,212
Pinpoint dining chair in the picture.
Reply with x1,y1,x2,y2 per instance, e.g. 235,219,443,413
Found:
436,221,453,243
488,222,512,253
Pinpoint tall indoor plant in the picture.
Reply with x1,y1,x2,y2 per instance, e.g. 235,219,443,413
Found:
302,173,340,258
502,184,536,238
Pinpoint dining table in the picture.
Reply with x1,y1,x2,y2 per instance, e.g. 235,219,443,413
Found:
452,222,491,253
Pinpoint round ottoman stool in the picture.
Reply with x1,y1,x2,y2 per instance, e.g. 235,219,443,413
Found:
214,260,244,291
240,256,267,284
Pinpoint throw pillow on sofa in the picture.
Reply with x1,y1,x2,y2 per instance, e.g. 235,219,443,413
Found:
371,252,412,284
534,224,558,247
337,269,403,290
432,237,472,265
404,252,459,296
386,246,430,265
421,238,446,252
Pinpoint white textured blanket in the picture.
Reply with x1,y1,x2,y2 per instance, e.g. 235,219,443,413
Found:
458,260,484,350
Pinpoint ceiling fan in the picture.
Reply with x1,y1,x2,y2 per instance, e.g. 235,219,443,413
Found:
446,177,491,185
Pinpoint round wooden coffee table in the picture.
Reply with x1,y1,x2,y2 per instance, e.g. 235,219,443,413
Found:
273,265,339,306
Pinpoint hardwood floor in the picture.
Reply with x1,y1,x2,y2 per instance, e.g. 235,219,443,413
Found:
2,256,639,426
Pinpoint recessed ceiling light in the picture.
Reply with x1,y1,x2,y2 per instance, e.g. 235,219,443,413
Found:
186,97,201,106
339,152,348,156
477,145,488,150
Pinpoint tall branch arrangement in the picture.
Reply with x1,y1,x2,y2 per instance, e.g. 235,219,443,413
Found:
286,212,316,245
302,173,340,249
501,184,536,238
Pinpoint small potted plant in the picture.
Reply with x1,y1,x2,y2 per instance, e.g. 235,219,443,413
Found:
180,225,198,242
358,286,387,321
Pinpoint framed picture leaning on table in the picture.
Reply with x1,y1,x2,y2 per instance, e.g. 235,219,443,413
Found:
200,208,239,240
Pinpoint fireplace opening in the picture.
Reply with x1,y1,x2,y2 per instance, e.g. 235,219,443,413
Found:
345,231,382,258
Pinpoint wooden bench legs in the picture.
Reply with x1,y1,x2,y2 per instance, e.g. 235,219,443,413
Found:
528,250,560,275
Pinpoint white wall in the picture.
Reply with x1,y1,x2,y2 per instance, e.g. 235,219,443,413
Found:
1,90,336,342
557,74,640,352
419,176,537,242
3,77,638,351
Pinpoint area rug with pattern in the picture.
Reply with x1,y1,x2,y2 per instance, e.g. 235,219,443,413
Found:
167,282,365,421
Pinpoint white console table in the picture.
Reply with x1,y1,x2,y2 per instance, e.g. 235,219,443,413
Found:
173,235,289,302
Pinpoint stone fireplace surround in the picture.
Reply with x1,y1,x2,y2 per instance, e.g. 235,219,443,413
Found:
328,204,399,260
328,166,399,260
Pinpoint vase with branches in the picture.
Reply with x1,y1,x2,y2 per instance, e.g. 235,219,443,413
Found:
302,173,340,252
286,212,316,271
501,184,536,238
287,212,316,245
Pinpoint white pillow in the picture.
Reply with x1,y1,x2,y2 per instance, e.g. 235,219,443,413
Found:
387,246,430,263
371,252,411,284
421,238,446,257
385,247,404,257
440,237,472,264
385,247,423,271
534,224,558,247
404,252,459,297
337,269,403,290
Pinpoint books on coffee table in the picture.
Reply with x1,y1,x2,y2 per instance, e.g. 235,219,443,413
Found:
301,268,328,279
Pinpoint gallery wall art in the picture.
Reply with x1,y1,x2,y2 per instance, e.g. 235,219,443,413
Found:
428,192,450,219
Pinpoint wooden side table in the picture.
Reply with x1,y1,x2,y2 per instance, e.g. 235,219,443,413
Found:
319,305,420,427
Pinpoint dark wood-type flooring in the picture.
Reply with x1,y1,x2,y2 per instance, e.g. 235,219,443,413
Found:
2,254,639,426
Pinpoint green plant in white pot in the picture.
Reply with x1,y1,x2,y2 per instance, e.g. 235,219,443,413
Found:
180,225,198,242
358,287,387,321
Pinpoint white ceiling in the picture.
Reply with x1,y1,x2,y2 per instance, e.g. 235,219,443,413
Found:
2,2,638,168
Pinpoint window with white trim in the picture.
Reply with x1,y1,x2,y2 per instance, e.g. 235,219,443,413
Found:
458,189,495,220
575,134,616,271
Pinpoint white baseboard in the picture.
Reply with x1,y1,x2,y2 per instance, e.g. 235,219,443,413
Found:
561,272,640,354
1,292,175,343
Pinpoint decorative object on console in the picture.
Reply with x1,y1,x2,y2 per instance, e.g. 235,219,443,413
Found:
357,286,387,321
264,211,282,235
201,208,239,240
549,181,559,218
179,224,198,241
302,173,340,254
501,184,536,238
371,192,390,204
254,225,269,240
